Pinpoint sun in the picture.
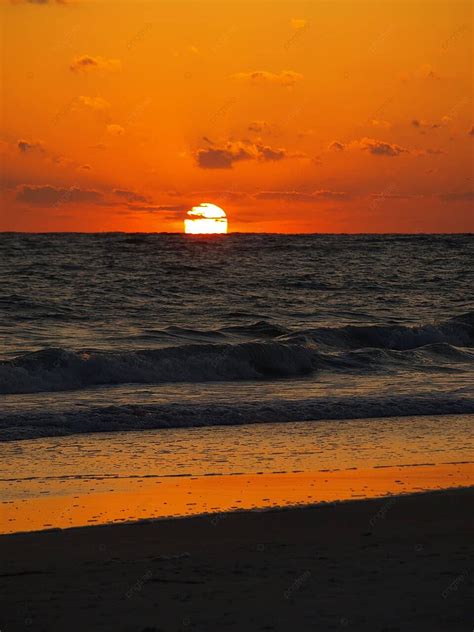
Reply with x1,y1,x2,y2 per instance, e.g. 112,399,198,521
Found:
184,203,228,234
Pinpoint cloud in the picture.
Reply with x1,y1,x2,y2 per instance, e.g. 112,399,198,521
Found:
70,55,121,73
254,190,351,202
368,119,391,129
195,140,305,169
290,18,307,30
400,64,441,82
113,189,148,203
196,148,243,169
16,185,103,206
354,137,409,157
11,0,69,4
418,64,440,80
421,148,446,155
469,126,474,136
191,190,250,202
232,70,303,87
370,192,420,200
328,141,345,152
124,204,189,220
258,145,287,161
106,124,125,136
411,117,450,131
248,120,271,133
77,96,110,111
439,191,473,202
17,139,43,153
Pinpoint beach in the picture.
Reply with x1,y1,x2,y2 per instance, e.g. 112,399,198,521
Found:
2,0,473,626
1,487,472,631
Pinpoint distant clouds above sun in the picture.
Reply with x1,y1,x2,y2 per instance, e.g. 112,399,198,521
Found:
1,0,472,232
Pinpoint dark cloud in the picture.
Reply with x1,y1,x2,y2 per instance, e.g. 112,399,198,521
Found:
113,189,148,203
196,140,304,169
439,191,473,202
127,204,188,213
16,185,103,206
248,120,270,133
356,137,409,157
11,0,68,4
254,190,351,202
193,190,250,202
422,148,445,155
196,148,240,169
258,145,286,161
411,117,450,131
370,192,419,200
469,126,474,136
329,141,345,152
70,55,121,73
17,139,43,153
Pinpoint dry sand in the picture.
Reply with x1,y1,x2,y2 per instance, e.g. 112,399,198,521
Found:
0,487,472,631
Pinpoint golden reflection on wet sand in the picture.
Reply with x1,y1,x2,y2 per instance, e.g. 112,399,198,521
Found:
1,463,472,534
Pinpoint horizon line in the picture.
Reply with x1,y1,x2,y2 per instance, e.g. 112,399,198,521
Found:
0,231,472,236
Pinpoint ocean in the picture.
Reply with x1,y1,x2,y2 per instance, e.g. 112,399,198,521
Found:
0,233,473,442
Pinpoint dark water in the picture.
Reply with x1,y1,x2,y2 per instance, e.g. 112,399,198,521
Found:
0,233,473,440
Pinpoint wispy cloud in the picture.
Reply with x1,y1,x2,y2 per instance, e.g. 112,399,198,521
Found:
113,189,149,203
232,70,303,87
16,185,103,206
77,96,111,111
254,190,351,202
439,191,473,202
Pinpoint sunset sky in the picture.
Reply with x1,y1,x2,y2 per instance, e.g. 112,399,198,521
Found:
1,0,472,233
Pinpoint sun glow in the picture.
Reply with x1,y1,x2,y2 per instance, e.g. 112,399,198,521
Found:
184,203,228,234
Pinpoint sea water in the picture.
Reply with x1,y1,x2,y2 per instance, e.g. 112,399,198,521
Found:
0,233,473,441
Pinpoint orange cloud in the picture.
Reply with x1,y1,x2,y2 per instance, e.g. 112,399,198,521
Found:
106,124,125,136
77,96,111,111
232,70,303,87
290,19,308,30
70,55,121,73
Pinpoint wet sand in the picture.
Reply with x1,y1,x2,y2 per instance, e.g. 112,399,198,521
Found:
1,462,473,534
0,487,472,631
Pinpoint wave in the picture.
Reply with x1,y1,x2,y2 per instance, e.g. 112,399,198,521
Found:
290,311,474,350
1,394,472,442
1,313,472,395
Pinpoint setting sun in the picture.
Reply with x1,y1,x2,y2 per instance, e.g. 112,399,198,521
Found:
184,203,228,234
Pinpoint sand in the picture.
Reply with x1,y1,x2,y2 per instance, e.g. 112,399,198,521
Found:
0,487,472,631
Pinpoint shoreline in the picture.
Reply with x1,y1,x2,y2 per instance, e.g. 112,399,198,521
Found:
1,487,472,631
2,461,472,535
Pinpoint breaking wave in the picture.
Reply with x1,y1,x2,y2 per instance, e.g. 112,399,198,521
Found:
1,313,473,395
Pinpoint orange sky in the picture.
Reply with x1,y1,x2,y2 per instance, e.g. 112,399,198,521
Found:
0,0,473,232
